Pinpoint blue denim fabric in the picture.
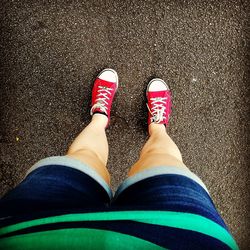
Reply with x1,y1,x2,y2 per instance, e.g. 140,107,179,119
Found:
0,165,227,231
0,166,110,219
113,174,227,228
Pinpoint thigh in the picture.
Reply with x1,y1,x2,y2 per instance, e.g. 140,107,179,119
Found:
0,156,111,220
111,166,237,249
128,153,188,176
113,168,224,226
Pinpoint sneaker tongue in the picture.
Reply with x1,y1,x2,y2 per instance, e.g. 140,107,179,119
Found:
90,102,108,116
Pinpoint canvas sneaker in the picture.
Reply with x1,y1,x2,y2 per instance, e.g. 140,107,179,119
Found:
146,78,172,127
90,68,118,126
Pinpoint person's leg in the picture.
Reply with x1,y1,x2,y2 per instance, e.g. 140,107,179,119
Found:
112,79,238,250
0,69,118,221
67,68,119,185
67,114,110,185
128,123,188,177
115,78,209,200
128,78,188,177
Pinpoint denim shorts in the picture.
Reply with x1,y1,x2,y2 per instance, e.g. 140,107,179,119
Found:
0,156,238,249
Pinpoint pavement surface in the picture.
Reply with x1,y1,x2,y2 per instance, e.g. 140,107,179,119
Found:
0,0,249,248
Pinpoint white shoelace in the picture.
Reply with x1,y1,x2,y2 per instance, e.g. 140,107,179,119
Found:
90,86,113,115
147,97,167,123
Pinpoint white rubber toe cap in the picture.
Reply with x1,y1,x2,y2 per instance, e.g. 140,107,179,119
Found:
147,78,169,92
98,68,118,84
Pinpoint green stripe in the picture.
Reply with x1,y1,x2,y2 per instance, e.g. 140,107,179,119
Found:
0,211,238,250
0,228,166,250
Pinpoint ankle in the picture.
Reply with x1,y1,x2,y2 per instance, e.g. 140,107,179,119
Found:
149,123,166,136
91,113,108,128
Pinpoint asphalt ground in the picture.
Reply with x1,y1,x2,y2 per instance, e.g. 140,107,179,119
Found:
0,0,249,248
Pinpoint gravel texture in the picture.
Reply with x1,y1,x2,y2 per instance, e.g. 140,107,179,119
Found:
0,0,249,248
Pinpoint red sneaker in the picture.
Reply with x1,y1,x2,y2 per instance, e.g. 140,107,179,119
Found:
146,78,172,127
90,69,118,126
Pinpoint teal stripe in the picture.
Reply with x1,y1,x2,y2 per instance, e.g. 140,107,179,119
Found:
0,211,238,250
0,228,166,250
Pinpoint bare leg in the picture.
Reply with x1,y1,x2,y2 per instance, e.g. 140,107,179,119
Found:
67,114,110,185
67,68,118,185
128,123,189,177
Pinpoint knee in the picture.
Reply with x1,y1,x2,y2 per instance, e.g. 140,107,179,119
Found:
66,149,110,185
67,148,105,166
129,152,188,177
140,146,168,157
141,146,183,161
140,148,184,167
67,148,92,156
